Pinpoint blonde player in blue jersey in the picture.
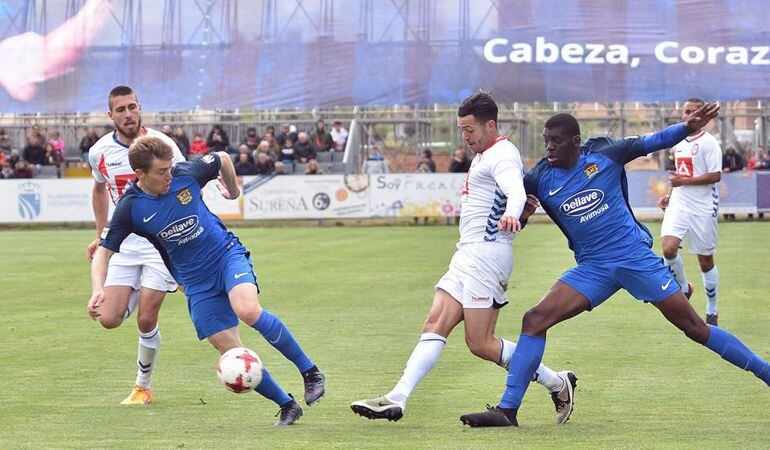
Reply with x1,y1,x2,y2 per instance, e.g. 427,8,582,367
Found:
460,103,770,427
88,137,325,426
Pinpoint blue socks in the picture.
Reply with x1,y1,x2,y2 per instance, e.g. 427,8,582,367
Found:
253,310,315,373
254,368,292,406
704,325,770,386
499,334,546,409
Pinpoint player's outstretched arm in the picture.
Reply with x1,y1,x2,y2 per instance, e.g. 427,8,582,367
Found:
214,152,240,200
88,246,114,320
641,103,720,155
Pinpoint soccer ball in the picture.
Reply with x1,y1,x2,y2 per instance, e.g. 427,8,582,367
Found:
216,347,263,393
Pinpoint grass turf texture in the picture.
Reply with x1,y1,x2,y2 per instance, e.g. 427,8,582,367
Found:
1,223,768,449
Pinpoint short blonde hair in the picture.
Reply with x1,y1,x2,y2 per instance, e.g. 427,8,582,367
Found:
129,136,173,171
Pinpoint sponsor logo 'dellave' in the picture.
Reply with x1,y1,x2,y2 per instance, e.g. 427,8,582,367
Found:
560,189,604,216
157,215,200,241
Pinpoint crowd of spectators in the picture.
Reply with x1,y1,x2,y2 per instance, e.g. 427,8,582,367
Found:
0,126,72,179
8,120,766,181
0,119,352,179
175,119,348,176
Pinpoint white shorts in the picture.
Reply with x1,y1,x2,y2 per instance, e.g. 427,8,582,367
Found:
435,242,513,309
101,231,177,292
660,208,718,255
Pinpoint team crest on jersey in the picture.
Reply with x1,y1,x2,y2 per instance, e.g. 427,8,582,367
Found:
177,188,192,205
583,162,599,178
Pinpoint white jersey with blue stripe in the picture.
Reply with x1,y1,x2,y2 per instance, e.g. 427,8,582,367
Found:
100,155,238,291
524,124,691,263
458,137,526,246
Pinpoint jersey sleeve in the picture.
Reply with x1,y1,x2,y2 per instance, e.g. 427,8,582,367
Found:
704,138,723,173
100,195,135,252
173,154,222,187
523,171,539,197
489,146,527,219
88,149,106,183
599,123,690,165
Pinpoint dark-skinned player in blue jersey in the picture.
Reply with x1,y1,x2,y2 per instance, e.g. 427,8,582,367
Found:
460,102,769,427
88,137,325,426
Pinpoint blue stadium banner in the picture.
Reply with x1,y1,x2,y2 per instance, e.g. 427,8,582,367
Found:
0,0,769,112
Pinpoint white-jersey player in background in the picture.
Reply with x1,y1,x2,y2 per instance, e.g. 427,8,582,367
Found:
86,85,185,405
658,97,723,325
350,92,577,424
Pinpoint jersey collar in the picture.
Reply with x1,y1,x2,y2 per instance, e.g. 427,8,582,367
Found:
685,130,706,142
113,127,148,148
478,135,507,154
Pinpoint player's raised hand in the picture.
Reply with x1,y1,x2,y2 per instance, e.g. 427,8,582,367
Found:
686,102,720,132
87,290,105,320
498,215,522,233
86,238,100,261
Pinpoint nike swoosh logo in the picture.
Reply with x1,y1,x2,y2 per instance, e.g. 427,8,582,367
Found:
142,212,157,223
661,279,672,290
233,272,250,279
549,186,564,196
268,328,282,344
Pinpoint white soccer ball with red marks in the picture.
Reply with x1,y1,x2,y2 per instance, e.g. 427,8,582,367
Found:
217,347,264,393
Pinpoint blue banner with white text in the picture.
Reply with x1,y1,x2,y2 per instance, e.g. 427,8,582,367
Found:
0,0,768,112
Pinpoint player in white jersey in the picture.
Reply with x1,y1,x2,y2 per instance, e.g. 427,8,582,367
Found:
85,86,185,405
658,98,723,326
351,92,577,424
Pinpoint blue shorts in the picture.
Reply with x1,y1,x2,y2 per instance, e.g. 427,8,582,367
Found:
559,247,680,310
185,245,260,340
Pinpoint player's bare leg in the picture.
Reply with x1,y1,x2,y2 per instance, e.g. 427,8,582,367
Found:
653,292,769,386
461,281,589,427
208,327,302,426
696,254,719,326
229,283,324,405
207,326,243,353
662,236,694,299
94,285,135,329
351,289,462,421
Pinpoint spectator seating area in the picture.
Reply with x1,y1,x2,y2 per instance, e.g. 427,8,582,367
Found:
0,119,352,178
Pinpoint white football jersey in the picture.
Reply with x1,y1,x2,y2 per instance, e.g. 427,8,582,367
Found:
668,130,722,216
89,127,185,255
458,136,526,245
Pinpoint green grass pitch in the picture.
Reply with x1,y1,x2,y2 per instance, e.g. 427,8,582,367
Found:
1,222,768,449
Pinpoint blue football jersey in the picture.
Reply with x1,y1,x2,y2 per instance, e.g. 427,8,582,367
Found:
101,154,238,289
524,124,690,263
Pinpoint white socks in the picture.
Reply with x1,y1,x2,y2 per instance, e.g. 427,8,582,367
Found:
135,325,161,389
386,333,446,405
665,255,690,294
702,266,719,314
499,338,564,393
